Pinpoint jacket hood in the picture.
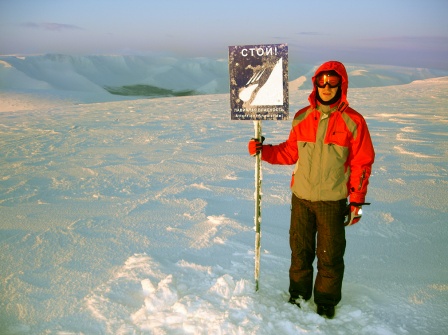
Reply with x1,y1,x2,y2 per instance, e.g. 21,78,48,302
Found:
308,61,349,112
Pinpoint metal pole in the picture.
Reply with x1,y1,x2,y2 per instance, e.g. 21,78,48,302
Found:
254,120,262,291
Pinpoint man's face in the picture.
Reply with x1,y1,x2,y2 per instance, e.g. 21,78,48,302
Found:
317,85,339,102
315,72,341,102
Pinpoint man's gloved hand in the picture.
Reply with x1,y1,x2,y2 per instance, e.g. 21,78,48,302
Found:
248,136,265,156
344,202,370,226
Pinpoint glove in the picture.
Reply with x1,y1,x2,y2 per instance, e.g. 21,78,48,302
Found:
344,202,370,226
248,136,265,156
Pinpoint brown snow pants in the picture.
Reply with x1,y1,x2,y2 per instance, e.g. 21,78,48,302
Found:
289,194,347,306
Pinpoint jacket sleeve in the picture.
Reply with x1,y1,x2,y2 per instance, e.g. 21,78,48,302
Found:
260,128,298,165
347,114,375,204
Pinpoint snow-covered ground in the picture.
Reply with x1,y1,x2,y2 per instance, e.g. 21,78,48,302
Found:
1,64,448,334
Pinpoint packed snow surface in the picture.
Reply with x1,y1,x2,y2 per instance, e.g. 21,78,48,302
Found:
0,59,447,334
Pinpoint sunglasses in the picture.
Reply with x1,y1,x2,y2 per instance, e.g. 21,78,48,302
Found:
315,73,341,88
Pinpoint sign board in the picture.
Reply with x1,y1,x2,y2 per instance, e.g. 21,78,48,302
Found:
229,44,288,120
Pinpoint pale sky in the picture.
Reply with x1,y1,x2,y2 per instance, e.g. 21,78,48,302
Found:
1,0,447,69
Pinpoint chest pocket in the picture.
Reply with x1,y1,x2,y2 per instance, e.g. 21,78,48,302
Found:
327,130,350,148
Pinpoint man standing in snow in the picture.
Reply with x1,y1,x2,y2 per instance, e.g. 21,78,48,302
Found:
248,61,375,318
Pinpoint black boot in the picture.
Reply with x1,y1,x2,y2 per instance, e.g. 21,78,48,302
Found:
317,304,335,319
288,296,301,308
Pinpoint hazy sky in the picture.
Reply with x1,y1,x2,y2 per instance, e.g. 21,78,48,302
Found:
1,0,447,69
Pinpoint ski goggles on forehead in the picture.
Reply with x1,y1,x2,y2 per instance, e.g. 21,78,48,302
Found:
315,73,341,88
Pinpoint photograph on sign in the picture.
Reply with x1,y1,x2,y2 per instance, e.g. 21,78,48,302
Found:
229,44,288,120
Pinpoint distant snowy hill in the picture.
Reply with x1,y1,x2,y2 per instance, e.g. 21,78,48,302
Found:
0,55,230,103
1,54,447,103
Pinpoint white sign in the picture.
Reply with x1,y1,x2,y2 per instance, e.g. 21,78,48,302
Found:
229,44,288,120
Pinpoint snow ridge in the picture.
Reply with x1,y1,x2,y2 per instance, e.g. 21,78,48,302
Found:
1,54,447,104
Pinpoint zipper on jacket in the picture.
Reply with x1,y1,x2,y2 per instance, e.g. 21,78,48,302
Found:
315,111,330,200
358,169,366,190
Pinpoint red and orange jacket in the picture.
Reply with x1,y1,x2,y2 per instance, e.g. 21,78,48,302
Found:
261,61,375,203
